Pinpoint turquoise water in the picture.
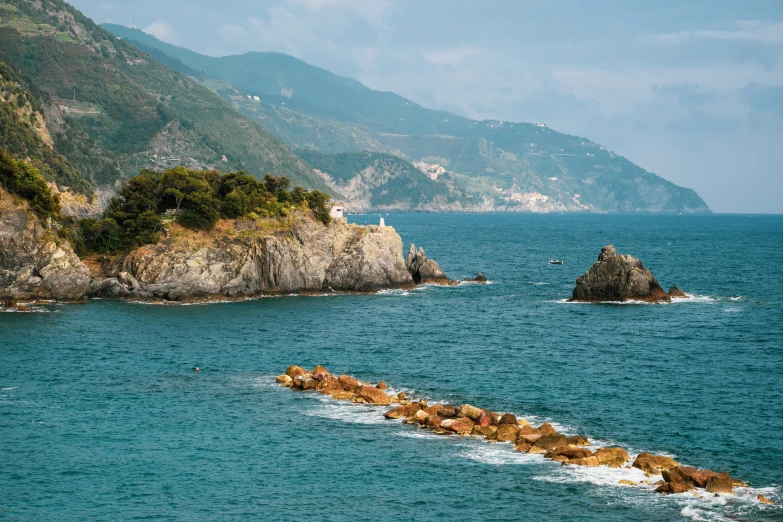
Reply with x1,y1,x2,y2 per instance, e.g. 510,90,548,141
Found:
1,213,782,521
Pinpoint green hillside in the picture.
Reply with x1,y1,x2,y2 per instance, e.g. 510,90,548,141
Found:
0,0,328,196
0,54,93,196
104,23,709,213
297,150,473,211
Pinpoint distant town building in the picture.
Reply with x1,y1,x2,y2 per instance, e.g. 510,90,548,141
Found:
221,155,228,162
253,96,260,101
412,161,446,180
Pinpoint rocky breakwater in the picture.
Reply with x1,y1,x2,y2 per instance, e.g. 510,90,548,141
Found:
570,245,687,303
90,216,418,300
0,188,90,302
277,365,763,501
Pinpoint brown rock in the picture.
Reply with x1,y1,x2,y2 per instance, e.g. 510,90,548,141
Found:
338,374,359,391
312,371,330,382
517,432,543,444
311,365,330,375
656,482,694,494
356,385,392,405
459,404,485,421
568,435,590,447
432,428,453,436
518,425,536,435
286,365,307,378
619,480,637,486
595,447,631,467
538,422,557,435
302,377,318,390
397,392,407,399
662,466,697,485
498,413,518,425
564,456,600,467
413,409,430,424
326,390,355,400
440,417,476,435
732,478,748,487
758,494,774,504
532,434,570,451
705,474,734,494
376,381,388,390
494,423,520,442
526,445,547,454
514,442,531,453
668,286,688,298
384,403,422,419
316,375,340,390
552,455,569,463
632,453,679,474
517,418,531,428
471,425,496,437
477,412,493,427
425,416,444,429
276,374,293,386
546,447,593,460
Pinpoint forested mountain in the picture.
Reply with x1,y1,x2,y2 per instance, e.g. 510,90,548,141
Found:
105,23,710,213
0,0,328,199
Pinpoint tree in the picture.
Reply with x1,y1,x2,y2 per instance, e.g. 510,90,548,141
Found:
305,190,331,225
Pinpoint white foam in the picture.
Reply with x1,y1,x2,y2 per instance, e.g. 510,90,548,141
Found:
304,401,388,425
527,281,550,285
456,441,542,466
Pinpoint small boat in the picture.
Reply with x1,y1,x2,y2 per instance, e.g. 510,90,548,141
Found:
549,259,564,265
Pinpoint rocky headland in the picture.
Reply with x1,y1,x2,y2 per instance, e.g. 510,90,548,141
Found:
276,364,766,501
0,188,460,304
570,245,687,303
0,188,90,302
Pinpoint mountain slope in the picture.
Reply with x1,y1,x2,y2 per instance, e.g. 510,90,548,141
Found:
0,1,328,194
104,24,710,214
0,54,93,196
297,150,478,212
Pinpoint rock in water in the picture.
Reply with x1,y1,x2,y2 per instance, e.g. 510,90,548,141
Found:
406,244,453,285
570,245,683,303
0,188,90,301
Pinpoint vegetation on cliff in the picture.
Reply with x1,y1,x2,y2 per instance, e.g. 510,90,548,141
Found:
69,167,331,255
0,146,60,222
0,0,328,192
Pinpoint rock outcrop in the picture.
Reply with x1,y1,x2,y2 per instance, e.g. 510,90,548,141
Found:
89,216,416,300
405,244,455,285
570,245,686,303
0,188,90,301
277,365,751,499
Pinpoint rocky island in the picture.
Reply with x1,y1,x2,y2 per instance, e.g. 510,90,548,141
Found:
570,245,687,303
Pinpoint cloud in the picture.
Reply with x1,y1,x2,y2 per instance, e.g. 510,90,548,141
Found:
217,24,247,42
642,21,783,46
143,19,181,45
287,0,392,24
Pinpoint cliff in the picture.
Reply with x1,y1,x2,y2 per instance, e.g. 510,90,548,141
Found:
88,215,415,300
0,188,90,301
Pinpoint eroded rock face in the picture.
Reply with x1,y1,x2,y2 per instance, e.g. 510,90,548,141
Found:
570,245,683,303
91,216,415,300
406,244,453,285
0,189,90,300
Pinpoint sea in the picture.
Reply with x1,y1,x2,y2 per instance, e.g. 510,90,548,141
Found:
1,213,782,521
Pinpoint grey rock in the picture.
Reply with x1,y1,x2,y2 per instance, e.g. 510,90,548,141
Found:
406,244,451,285
570,245,674,303
0,189,90,301
105,216,415,300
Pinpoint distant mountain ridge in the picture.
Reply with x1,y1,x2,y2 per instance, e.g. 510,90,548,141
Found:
0,0,328,198
103,23,710,213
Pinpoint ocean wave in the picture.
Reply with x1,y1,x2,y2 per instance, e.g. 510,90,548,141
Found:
303,401,389,425
456,442,542,465
526,281,550,285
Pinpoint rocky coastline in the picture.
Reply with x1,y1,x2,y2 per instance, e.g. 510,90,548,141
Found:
276,364,772,504
570,245,687,303
1,188,463,305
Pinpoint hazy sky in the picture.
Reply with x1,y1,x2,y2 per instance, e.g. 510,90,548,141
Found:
71,0,783,213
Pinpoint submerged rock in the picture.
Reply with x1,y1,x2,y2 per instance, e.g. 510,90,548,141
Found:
570,245,684,303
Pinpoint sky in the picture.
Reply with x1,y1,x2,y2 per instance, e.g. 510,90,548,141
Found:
71,0,783,213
